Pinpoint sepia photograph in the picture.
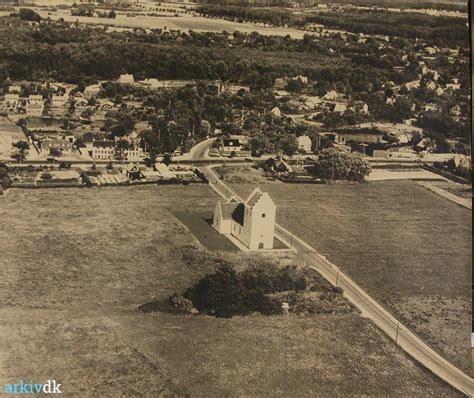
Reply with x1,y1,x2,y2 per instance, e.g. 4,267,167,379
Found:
0,0,471,396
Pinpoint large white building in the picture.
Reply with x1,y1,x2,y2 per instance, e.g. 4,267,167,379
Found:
213,188,276,250
89,140,144,161
118,74,135,84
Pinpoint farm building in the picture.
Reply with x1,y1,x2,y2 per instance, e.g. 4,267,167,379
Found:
263,157,294,174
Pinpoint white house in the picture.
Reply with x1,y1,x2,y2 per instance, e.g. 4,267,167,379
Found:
118,74,134,84
425,81,436,90
304,96,321,108
90,140,115,159
297,135,312,153
91,140,144,161
222,137,242,153
405,80,420,90
213,188,276,250
74,98,89,113
330,102,347,114
271,106,281,117
140,78,160,88
8,85,21,94
98,100,115,112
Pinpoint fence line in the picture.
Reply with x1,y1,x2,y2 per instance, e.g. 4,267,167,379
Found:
201,165,474,397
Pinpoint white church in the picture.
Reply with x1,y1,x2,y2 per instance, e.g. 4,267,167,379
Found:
212,188,276,250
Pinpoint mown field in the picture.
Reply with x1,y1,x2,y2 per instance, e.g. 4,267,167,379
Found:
0,186,463,396
227,177,472,374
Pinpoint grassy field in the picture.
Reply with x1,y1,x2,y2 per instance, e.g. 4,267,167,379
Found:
0,186,463,396
227,177,472,374
22,8,311,39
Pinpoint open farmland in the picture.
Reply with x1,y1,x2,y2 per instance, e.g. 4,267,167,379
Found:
227,177,472,374
6,8,312,39
0,186,461,396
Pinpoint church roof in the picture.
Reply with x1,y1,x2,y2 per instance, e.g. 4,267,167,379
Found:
220,202,239,219
246,190,263,207
231,203,245,226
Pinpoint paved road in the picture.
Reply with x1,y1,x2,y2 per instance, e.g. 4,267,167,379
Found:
200,164,474,397
187,137,216,160
417,182,472,210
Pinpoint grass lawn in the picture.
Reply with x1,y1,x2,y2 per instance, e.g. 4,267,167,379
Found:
0,186,463,396
227,178,472,374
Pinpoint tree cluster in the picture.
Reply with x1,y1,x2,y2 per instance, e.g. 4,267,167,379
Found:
310,148,371,182
197,6,468,47
182,262,307,318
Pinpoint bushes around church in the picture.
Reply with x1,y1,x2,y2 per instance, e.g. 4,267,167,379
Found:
140,247,355,318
